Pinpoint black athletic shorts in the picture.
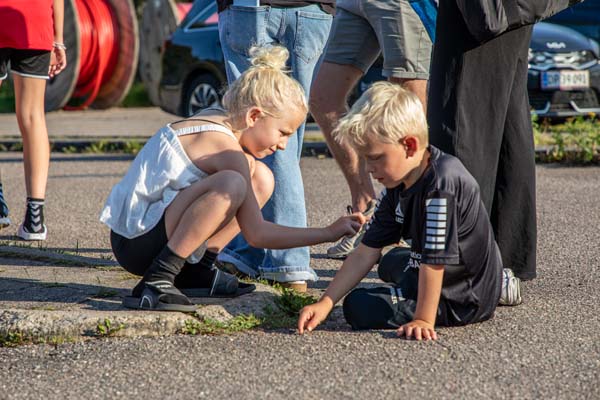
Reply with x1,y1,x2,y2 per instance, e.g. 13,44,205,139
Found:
0,48,51,80
110,216,168,276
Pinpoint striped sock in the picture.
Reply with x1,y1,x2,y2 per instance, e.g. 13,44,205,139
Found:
23,197,45,233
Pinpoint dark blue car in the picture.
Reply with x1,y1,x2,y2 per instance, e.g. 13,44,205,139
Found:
158,0,600,119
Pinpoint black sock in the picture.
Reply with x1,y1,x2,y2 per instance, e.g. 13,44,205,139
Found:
23,197,44,233
174,250,219,289
143,245,186,284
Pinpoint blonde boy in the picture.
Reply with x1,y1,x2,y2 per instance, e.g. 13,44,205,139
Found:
298,82,521,340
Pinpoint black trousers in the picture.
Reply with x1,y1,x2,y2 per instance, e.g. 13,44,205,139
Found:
343,248,455,330
427,1,537,280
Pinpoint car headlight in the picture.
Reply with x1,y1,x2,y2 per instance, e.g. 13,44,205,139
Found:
528,50,597,68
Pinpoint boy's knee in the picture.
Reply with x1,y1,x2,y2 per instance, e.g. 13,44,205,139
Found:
214,170,247,206
343,288,394,330
378,247,412,283
252,161,274,203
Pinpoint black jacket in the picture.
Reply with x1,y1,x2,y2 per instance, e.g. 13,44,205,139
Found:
456,0,584,43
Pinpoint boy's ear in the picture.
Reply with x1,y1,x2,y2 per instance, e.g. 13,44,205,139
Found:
246,107,263,127
403,136,419,157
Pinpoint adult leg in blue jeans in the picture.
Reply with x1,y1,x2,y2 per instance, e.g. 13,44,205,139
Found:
218,5,332,284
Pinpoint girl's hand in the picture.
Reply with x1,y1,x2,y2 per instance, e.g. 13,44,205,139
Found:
49,46,67,78
325,213,366,241
397,319,438,341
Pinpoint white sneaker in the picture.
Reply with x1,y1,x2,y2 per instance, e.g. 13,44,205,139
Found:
0,216,10,229
499,268,522,306
17,223,47,241
327,200,377,259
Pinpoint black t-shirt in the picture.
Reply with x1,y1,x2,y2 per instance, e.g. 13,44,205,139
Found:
362,146,502,324
216,0,335,15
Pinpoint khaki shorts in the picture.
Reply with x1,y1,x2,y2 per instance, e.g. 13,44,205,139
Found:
324,0,432,79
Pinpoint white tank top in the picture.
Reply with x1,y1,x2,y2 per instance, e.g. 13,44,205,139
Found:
100,120,236,262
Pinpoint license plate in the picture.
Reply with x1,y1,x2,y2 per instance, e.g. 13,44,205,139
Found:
541,70,590,90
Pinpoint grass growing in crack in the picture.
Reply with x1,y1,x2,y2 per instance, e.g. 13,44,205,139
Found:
96,318,125,337
182,315,262,335
0,332,25,347
261,289,317,329
0,331,76,347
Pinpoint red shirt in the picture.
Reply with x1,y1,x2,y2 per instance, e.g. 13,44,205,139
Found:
0,0,54,50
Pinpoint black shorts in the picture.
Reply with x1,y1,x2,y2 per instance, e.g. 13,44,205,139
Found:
0,48,51,80
110,216,168,276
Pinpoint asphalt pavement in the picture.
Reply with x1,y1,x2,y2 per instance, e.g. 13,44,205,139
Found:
0,148,598,398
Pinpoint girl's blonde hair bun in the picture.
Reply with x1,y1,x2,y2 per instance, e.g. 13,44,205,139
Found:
222,45,307,119
249,45,289,72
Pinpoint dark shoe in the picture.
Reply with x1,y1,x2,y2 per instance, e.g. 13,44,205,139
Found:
122,280,197,312
179,268,256,298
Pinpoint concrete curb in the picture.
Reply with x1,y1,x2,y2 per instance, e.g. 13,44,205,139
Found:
0,309,196,342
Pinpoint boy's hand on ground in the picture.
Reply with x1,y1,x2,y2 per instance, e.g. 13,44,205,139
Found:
397,319,438,341
298,300,333,334
326,213,366,241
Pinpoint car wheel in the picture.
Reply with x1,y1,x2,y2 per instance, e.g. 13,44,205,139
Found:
182,73,223,117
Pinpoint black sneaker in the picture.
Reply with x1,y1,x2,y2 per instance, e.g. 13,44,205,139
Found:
18,199,46,240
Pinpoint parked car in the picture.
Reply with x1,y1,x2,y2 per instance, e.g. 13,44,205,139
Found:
158,0,600,119
159,0,225,117
528,22,600,118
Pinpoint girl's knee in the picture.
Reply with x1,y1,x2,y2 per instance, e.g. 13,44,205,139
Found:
252,161,274,205
212,170,247,206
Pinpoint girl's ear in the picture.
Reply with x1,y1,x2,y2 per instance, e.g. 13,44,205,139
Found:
403,136,419,157
245,107,263,127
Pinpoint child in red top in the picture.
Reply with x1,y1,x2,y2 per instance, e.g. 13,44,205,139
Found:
0,0,67,240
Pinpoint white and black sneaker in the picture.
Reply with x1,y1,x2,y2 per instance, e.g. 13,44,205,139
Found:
327,200,377,259
17,198,47,241
499,268,522,306
0,183,10,229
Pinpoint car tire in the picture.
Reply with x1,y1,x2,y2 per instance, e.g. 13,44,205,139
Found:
182,73,223,117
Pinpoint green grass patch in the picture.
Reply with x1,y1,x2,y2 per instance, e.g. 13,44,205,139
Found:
96,318,125,337
261,288,317,329
533,114,600,163
0,331,76,347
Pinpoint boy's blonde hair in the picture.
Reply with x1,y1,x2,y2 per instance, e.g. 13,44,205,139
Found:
332,81,428,149
222,45,308,120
